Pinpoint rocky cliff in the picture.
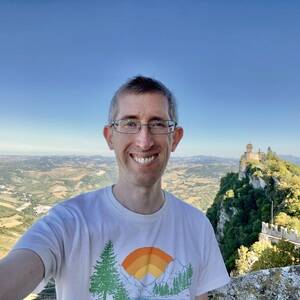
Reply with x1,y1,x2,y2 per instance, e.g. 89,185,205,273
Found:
210,265,300,299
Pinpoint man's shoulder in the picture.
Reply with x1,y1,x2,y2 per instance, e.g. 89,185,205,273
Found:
52,186,111,214
166,191,207,220
166,192,219,248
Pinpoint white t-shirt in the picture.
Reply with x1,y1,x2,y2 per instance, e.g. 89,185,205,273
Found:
13,186,230,299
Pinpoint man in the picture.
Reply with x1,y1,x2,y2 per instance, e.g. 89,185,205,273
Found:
0,76,230,299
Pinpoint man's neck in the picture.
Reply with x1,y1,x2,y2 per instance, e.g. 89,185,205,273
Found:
112,180,165,215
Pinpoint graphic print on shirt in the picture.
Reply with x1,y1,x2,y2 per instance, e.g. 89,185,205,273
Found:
89,240,193,299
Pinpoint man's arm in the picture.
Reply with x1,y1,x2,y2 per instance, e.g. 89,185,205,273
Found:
0,249,44,300
196,293,208,300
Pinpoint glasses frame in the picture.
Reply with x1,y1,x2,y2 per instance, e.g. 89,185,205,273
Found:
110,119,178,135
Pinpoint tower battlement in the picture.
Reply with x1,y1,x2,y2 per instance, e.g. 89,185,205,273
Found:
259,222,300,246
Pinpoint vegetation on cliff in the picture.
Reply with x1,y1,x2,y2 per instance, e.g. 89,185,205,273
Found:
234,239,300,276
207,152,300,273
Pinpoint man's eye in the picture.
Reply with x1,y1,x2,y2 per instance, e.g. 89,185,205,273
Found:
124,120,138,127
151,121,167,128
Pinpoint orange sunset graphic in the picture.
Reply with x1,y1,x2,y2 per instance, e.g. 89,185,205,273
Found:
122,247,174,280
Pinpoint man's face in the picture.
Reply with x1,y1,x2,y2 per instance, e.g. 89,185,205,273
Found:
104,92,183,187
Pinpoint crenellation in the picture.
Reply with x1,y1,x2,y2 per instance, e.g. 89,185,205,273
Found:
260,222,300,246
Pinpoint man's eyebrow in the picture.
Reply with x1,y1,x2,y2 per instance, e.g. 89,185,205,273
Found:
117,115,139,120
116,115,166,121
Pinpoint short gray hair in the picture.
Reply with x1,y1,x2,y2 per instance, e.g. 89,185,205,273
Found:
108,75,178,124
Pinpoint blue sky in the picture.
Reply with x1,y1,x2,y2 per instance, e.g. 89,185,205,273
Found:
0,0,299,158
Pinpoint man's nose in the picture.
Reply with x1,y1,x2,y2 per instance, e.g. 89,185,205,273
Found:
135,125,155,150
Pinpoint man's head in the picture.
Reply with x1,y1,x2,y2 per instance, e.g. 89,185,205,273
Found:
104,76,183,188
108,75,178,124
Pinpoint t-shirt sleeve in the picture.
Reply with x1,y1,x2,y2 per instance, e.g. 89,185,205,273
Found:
12,204,72,289
196,216,230,296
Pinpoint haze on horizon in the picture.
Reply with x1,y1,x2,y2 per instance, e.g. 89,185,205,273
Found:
0,1,299,158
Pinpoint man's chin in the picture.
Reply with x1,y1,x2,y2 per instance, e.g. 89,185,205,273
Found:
130,174,161,188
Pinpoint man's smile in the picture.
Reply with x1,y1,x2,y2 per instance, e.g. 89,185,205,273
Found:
130,153,158,165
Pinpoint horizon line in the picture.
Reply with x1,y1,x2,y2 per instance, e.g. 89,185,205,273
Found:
0,153,239,159
0,153,300,160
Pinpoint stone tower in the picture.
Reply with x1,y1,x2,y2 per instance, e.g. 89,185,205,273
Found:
238,143,265,179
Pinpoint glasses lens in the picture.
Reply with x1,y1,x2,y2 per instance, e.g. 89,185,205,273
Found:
116,119,140,133
149,120,173,134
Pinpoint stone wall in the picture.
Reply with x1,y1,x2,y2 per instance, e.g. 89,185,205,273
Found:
260,222,300,246
210,265,300,299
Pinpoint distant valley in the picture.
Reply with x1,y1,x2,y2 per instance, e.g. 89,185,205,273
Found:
0,155,238,258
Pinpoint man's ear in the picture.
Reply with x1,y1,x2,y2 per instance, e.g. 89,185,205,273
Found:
103,126,114,150
171,127,184,152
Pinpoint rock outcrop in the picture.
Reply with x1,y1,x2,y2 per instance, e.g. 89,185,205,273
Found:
216,203,230,240
210,265,300,299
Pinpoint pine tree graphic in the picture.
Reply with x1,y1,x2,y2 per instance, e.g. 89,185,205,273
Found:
153,262,193,296
113,285,130,300
89,240,124,300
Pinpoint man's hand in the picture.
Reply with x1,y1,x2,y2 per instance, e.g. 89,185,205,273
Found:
0,249,44,300
196,293,208,300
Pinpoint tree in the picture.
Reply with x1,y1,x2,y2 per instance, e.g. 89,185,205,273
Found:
252,240,300,271
113,284,130,300
234,246,250,275
225,189,235,199
172,277,180,294
187,263,193,283
234,241,271,275
234,239,300,275
36,280,56,299
275,212,300,233
153,264,193,296
89,240,121,300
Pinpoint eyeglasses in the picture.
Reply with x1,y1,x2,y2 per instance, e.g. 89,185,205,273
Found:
110,119,177,135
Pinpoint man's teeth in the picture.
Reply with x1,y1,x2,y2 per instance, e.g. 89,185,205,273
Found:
133,155,155,164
